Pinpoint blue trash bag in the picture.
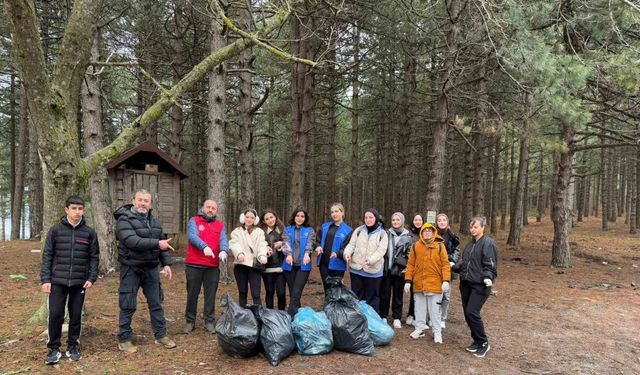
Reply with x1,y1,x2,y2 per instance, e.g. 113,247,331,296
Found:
291,307,333,355
323,277,375,356
216,294,260,357
358,300,395,346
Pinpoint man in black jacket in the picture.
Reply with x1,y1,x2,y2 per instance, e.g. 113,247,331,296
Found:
115,189,176,353
40,195,99,365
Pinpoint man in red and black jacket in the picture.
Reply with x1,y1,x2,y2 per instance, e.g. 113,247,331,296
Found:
184,199,229,334
40,195,99,365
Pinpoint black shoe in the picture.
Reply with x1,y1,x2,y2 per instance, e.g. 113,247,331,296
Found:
474,342,490,358
45,349,62,365
66,345,81,361
466,342,481,353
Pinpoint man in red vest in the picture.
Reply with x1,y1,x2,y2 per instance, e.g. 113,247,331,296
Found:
184,199,228,334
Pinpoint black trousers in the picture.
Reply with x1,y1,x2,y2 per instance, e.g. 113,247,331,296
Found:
284,266,309,317
47,284,86,349
379,274,404,319
234,264,262,307
460,280,491,345
185,266,220,324
319,263,345,291
261,272,286,310
118,265,166,342
350,272,382,314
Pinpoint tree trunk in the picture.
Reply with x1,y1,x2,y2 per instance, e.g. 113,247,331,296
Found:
629,146,637,234
536,151,545,222
601,137,609,231
425,0,465,212
207,11,227,223
459,137,474,234
81,36,118,274
289,11,316,211
28,114,43,239
489,136,500,234
350,25,360,217
551,123,576,268
507,120,530,246
236,0,256,209
11,84,29,240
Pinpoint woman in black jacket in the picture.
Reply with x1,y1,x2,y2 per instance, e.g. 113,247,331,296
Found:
436,213,460,328
452,216,498,358
259,209,286,310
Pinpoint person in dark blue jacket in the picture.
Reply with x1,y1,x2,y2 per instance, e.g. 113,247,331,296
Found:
313,203,352,293
282,207,316,317
40,195,99,365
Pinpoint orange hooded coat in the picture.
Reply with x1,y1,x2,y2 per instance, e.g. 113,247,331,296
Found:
405,222,451,293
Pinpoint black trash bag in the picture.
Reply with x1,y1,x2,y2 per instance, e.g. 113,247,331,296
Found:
216,294,260,357
250,306,296,366
323,277,375,356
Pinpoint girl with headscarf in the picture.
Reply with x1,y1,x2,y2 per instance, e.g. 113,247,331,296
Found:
379,212,413,328
343,208,388,314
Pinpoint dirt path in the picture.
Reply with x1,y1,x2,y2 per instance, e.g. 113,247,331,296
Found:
1,217,639,374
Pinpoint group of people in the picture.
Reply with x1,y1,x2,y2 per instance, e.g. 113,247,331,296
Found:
39,190,498,365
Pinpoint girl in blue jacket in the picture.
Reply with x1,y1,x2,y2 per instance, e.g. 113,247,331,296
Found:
314,203,353,293
282,207,316,317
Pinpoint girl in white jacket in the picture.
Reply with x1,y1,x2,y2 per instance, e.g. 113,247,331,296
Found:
229,209,268,307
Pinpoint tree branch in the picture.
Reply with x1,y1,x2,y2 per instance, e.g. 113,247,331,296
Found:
83,3,292,175
213,0,318,68
248,86,270,116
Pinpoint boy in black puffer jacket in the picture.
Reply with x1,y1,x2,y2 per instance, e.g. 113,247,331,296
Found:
40,195,99,365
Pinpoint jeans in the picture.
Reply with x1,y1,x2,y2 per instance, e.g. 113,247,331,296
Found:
284,266,309,317
261,272,286,310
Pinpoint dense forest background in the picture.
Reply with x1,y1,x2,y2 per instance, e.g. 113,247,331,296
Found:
0,0,638,273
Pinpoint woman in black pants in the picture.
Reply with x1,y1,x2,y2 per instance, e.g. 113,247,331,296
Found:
313,202,353,293
259,209,287,310
229,209,268,307
282,207,316,317
451,216,498,358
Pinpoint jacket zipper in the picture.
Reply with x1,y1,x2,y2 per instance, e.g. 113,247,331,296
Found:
69,226,76,287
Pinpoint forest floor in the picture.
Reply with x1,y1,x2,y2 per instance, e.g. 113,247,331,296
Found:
0,216,639,375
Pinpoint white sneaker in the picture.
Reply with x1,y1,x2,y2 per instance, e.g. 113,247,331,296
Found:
406,316,414,326
441,320,446,329
434,332,443,344
409,329,425,339
393,319,402,329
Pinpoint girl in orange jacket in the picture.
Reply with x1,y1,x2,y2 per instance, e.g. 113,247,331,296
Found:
404,222,451,343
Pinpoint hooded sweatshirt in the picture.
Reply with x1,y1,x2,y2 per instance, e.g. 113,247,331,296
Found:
404,223,451,294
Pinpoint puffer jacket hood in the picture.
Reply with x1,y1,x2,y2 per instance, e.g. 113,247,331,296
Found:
419,223,443,244
114,203,154,221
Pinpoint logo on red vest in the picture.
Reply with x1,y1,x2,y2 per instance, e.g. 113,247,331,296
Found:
198,224,205,231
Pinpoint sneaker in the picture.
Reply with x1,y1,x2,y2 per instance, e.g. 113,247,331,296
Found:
155,336,176,349
66,345,81,361
393,319,402,329
118,341,138,353
466,342,481,352
474,342,490,358
204,322,216,334
45,349,62,365
183,322,195,334
434,332,443,344
405,316,414,325
409,329,425,339
441,320,446,329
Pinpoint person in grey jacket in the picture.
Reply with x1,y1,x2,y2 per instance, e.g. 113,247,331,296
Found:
451,216,498,358
379,212,413,328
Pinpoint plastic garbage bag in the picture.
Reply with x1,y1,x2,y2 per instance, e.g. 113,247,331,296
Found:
216,294,260,357
323,277,374,356
251,306,295,366
291,307,333,355
358,300,395,346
